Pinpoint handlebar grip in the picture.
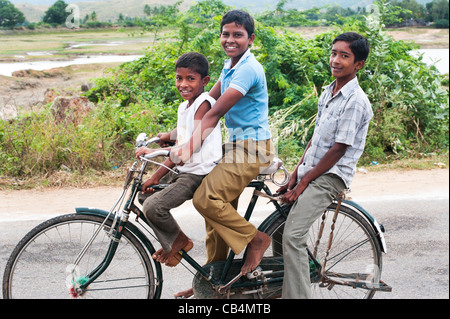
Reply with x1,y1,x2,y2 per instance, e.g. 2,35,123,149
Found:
143,150,170,159
144,184,169,191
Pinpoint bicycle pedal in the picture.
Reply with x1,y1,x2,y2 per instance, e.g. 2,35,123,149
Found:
246,267,263,279
218,272,243,294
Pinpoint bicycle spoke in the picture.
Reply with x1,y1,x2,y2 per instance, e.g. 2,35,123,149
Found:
4,215,159,299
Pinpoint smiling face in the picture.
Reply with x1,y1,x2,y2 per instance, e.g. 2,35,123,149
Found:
176,67,210,105
330,40,365,86
220,22,255,67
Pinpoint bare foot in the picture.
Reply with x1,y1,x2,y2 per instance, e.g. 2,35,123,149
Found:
152,248,165,261
240,231,270,275
152,231,193,267
174,288,194,299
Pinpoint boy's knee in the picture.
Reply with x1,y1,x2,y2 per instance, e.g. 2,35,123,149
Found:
193,191,208,214
283,224,309,248
142,200,160,222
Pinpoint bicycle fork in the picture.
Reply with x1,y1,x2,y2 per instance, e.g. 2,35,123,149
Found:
69,210,130,297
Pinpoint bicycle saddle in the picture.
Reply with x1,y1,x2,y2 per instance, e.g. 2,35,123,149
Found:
259,158,283,175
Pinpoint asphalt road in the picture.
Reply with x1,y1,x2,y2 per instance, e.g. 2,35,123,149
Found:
1,180,448,299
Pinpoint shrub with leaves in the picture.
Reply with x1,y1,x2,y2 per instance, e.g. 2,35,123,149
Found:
0,0,448,180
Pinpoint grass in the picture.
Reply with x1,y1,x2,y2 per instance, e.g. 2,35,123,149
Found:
0,27,156,60
360,151,449,171
1,25,447,60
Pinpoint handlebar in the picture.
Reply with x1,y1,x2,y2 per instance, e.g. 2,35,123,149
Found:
142,149,170,160
136,134,170,159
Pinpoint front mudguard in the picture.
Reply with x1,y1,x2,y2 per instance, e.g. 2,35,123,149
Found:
75,207,163,297
75,207,158,255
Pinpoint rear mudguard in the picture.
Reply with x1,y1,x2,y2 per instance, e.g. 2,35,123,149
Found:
341,199,387,253
75,207,163,297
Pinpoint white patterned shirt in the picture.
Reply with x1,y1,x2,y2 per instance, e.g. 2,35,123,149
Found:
296,77,373,187
176,92,222,175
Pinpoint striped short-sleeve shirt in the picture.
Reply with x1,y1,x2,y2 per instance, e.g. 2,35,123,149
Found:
296,77,373,187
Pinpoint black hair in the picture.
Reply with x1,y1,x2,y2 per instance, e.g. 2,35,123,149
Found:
175,52,209,78
332,32,370,62
220,9,255,38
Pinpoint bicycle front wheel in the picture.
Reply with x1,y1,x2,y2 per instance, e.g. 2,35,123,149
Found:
3,214,160,299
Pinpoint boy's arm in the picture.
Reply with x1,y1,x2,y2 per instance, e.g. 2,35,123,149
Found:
209,80,221,100
277,140,312,194
171,88,243,164
190,100,213,154
141,158,175,193
157,129,177,147
282,142,348,204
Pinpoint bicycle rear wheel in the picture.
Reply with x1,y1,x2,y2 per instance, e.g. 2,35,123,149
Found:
260,202,383,299
3,214,160,299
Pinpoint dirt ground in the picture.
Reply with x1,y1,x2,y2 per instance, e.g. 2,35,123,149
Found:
387,27,449,49
0,62,120,116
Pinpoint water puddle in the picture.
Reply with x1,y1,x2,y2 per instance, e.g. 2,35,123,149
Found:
66,41,126,50
0,48,447,77
411,49,449,74
0,54,143,77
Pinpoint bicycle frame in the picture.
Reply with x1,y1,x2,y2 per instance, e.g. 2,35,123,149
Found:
74,174,287,294
70,134,390,297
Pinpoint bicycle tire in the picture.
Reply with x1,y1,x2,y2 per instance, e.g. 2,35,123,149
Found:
259,202,383,299
3,214,161,299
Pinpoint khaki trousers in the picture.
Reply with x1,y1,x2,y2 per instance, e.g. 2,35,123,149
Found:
193,139,274,263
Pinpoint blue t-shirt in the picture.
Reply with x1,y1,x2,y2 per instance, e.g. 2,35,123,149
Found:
219,50,271,142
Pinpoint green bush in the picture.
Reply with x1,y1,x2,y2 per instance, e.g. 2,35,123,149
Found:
0,0,448,179
433,19,449,28
87,0,448,166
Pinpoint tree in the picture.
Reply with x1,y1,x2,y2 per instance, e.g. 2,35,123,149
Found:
90,11,97,22
391,0,426,20
0,0,25,28
43,0,70,25
426,0,449,21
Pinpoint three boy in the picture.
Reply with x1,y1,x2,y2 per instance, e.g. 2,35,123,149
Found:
141,9,372,299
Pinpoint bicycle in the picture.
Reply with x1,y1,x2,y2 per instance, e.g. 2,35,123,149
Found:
2,133,392,299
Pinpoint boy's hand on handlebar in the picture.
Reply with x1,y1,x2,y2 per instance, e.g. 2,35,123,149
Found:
156,133,175,147
281,179,307,204
135,147,154,159
275,173,305,204
275,173,296,195
141,177,160,193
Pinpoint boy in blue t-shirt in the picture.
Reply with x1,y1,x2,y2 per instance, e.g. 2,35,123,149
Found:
169,10,274,296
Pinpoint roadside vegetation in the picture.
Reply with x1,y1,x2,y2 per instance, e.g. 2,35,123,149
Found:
0,0,448,189
1,0,449,30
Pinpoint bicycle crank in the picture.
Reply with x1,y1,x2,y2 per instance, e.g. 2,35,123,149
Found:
192,257,284,299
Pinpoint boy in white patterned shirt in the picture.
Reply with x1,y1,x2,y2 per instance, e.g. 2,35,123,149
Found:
135,52,222,268
279,32,373,298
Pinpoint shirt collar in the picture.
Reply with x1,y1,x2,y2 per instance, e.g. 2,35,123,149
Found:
324,76,359,99
224,49,252,70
